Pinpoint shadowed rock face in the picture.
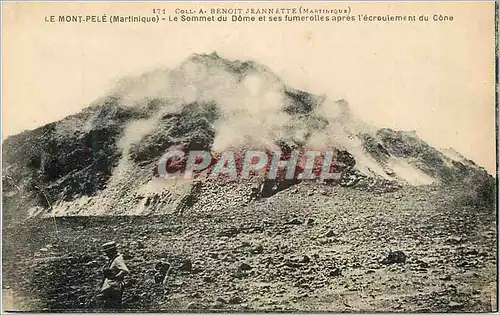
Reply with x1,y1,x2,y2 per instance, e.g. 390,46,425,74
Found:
1,53,496,313
1,53,493,220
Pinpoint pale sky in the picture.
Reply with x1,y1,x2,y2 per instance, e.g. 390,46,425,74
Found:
2,2,496,173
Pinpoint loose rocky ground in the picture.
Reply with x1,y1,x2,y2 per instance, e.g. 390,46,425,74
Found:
2,183,497,312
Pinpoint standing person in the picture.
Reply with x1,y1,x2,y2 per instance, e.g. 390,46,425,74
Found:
97,241,129,310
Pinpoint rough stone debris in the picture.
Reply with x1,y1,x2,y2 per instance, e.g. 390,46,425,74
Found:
251,244,264,254
154,260,171,284
179,259,193,272
238,262,252,271
382,251,408,265
1,53,496,312
286,218,303,225
325,230,336,237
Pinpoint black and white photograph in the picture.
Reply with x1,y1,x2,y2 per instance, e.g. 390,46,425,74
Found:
1,1,497,312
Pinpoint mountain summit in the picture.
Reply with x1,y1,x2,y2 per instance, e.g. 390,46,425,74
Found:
2,53,496,313
1,53,492,220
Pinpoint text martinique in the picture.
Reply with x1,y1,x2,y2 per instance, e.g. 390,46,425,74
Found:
51,15,159,23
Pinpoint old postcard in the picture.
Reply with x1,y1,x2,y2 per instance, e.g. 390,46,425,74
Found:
1,1,497,312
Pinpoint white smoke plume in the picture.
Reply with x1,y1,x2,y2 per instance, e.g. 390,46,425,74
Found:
109,53,370,156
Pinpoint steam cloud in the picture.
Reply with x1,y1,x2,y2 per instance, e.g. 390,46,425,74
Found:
110,53,366,155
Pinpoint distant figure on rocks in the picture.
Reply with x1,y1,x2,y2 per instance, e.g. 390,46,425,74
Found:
97,241,130,310
154,260,172,284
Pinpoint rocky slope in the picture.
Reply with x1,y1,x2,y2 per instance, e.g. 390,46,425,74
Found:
2,182,496,312
1,53,491,221
1,53,496,312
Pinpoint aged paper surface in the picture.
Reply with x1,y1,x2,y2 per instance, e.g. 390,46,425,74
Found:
1,1,497,312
